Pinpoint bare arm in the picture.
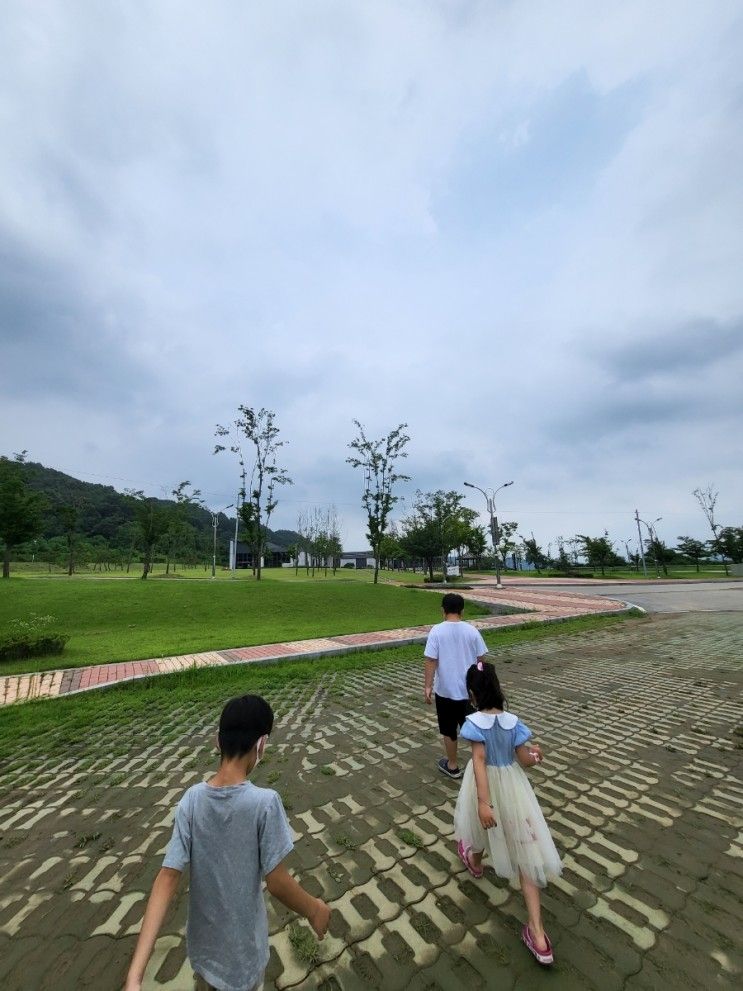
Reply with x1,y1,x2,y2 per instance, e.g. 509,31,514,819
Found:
124,867,181,991
471,742,496,828
423,657,437,704
265,862,330,938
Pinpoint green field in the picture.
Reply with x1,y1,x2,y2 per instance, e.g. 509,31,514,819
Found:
9,562,425,583
0,576,484,675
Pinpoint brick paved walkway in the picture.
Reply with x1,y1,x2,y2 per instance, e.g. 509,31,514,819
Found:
0,612,740,990
0,587,627,706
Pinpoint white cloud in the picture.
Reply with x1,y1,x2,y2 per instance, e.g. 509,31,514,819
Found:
1,0,742,549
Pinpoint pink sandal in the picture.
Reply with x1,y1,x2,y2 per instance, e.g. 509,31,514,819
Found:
457,839,484,879
522,924,554,965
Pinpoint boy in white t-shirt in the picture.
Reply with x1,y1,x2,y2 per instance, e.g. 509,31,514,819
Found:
423,592,488,779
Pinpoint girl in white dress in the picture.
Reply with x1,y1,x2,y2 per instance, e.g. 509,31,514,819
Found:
453,660,562,965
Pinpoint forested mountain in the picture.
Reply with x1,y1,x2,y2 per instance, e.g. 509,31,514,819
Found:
12,459,300,548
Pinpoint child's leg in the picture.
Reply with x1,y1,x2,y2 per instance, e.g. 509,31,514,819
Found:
519,871,549,951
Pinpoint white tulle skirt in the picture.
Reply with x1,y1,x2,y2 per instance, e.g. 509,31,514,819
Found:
453,760,562,888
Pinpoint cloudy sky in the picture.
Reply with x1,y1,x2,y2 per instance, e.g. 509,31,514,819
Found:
1,1,742,553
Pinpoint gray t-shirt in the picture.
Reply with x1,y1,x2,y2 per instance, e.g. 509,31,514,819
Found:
163,780,294,991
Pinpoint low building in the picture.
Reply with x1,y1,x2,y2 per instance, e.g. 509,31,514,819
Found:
338,550,376,569
229,539,292,569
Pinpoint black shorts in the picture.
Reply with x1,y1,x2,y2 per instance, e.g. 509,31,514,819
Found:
435,694,474,740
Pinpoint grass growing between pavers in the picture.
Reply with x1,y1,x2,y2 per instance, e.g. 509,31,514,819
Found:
0,577,480,675
0,612,643,763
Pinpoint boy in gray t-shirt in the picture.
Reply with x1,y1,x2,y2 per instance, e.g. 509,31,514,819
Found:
125,695,330,991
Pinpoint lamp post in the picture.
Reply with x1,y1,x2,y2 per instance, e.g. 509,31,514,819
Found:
464,480,514,589
211,504,233,579
636,513,662,578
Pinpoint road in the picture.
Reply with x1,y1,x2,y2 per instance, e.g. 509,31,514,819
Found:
502,580,743,613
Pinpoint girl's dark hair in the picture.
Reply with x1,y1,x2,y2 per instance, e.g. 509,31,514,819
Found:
218,694,274,759
466,661,506,711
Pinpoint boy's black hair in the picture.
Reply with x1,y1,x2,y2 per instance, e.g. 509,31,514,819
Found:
441,592,465,615
466,661,506,711
218,694,274,759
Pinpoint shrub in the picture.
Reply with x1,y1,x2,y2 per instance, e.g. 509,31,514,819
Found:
0,614,69,663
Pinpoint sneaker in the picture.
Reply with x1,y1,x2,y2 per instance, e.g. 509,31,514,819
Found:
522,924,554,965
438,756,463,779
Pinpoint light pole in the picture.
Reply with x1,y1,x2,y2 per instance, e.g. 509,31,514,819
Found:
623,538,635,573
211,504,233,579
636,513,662,578
464,480,514,589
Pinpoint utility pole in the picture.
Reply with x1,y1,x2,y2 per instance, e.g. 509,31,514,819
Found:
634,509,648,578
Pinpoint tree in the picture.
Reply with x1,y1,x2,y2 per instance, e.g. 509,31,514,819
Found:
693,485,728,576
125,490,172,579
400,490,479,582
215,407,292,581
162,481,202,574
576,532,618,577
347,421,410,584
676,536,707,573
645,535,675,577
716,526,743,564
0,453,46,578
495,521,519,569
520,535,547,574
55,502,83,576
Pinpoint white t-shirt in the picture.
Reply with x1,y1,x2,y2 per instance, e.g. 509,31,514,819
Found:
424,620,488,700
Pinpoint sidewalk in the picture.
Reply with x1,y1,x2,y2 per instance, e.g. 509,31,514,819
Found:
0,586,629,707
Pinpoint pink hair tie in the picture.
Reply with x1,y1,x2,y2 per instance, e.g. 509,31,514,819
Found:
477,661,483,671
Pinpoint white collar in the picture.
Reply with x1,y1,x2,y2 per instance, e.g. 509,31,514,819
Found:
468,711,518,730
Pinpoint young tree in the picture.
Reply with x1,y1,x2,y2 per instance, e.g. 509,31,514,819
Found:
693,485,729,576
163,481,202,574
215,407,292,581
347,421,410,584
520,535,547,574
0,453,46,578
645,535,675,577
576,532,617,577
56,501,83,576
125,490,172,579
675,536,707,573
400,490,479,582
495,521,519,570
716,526,743,564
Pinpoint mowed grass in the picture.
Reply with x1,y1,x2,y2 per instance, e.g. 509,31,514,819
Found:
0,613,641,762
0,577,485,675
10,562,426,583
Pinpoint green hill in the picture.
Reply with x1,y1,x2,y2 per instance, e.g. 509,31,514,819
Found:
9,458,300,548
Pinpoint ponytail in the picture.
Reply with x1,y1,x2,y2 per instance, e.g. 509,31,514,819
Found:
466,661,506,711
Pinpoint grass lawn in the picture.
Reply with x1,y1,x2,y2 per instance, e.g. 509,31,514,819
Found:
0,576,486,675
468,565,733,581
9,562,426,583
0,612,641,761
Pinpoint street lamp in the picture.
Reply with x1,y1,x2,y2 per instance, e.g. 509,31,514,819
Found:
635,513,662,578
210,504,233,579
463,480,514,589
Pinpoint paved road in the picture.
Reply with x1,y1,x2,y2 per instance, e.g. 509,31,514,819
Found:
502,581,743,614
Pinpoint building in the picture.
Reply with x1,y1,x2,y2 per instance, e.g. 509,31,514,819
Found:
229,539,292,569
338,550,376,569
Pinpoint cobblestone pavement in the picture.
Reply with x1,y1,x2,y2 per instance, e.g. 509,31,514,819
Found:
0,612,740,989
0,586,625,706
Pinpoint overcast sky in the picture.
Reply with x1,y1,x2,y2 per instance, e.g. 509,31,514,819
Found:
1,1,742,553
